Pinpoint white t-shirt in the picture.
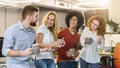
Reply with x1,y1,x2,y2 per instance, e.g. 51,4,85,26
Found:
36,25,55,60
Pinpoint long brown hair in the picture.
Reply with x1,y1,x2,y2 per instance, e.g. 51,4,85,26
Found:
87,15,106,36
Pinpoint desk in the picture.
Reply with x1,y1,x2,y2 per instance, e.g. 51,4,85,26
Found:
99,52,114,68
0,57,6,68
99,52,113,56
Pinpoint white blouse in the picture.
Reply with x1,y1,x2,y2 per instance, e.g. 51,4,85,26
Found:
37,25,55,60
80,27,105,63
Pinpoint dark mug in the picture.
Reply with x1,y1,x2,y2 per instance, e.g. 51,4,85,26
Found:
85,37,94,44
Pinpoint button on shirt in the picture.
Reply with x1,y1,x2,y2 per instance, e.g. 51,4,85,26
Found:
2,21,36,68
80,27,105,63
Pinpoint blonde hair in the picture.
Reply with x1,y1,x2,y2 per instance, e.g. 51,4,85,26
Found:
42,11,58,41
87,15,106,36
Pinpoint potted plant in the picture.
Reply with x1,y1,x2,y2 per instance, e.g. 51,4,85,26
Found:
117,23,120,34
107,18,118,32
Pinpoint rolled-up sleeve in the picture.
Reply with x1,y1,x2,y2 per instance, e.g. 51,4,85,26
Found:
2,29,15,56
80,27,87,46
2,49,10,56
97,36,105,50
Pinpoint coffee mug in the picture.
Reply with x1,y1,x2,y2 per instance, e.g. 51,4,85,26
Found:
85,37,94,44
70,48,76,56
32,44,40,55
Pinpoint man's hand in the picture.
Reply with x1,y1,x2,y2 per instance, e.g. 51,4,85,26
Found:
72,50,79,58
66,50,72,57
21,48,33,56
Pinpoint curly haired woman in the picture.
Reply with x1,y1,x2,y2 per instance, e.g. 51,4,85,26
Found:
80,15,106,68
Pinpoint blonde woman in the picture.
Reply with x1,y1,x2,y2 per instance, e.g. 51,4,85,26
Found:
34,11,64,68
80,15,106,68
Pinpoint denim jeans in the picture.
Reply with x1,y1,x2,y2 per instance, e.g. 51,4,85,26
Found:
57,61,78,68
80,58,99,68
34,59,56,68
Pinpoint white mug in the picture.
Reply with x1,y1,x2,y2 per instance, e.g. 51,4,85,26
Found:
70,48,75,56
32,44,40,55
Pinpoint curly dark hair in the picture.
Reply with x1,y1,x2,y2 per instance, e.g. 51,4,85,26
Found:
65,10,84,32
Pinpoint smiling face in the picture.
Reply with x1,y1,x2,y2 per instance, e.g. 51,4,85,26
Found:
91,19,100,31
87,15,106,36
69,16,78,29
46,14,55,28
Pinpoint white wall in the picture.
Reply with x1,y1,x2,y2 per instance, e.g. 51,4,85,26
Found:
109,0,120,24
0,8,21,37
57,12,66,28
0,7,67,37
6,8,21,28
0,8,5,37
39,9,49,24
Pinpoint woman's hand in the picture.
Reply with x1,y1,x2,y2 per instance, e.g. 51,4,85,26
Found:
84,37,90,44
84,37,93,44
40,48,49,52
52,38,65,48
98,36,102,44
40,47,56,52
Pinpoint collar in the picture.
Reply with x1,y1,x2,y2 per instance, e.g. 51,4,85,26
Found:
17,20,31,32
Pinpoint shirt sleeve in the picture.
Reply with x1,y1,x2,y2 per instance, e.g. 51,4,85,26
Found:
2,29,15,56
37,25,45,34
97,36,105,50
80,27,87,46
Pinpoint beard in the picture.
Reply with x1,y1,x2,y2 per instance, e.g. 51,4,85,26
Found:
30,21,37,26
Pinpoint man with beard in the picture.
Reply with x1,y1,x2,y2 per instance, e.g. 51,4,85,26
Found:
2,5,38,68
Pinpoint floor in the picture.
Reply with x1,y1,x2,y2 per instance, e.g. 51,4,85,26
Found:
0,57,6,68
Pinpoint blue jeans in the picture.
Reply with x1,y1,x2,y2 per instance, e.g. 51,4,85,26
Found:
57,61,78,68
80,58,99,68
34,59,56,68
